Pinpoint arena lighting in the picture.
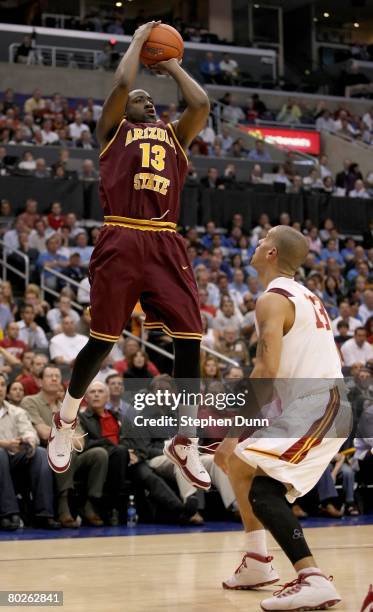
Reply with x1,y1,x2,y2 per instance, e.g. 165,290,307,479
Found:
323,11,330,17
354,22,360,27
313,17,318,21
254,4,260,8
115,1,122,6
109,37,117,45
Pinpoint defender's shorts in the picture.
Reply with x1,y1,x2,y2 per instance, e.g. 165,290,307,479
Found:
235,386,350,503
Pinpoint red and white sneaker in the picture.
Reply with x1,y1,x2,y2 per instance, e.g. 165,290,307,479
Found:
163,435,211,490
260,572,341,611
47,412,78,473
361,585,373,612
223,552,280,590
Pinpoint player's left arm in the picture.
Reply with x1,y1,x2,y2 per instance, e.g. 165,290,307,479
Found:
251,292,293,379
150,58,210,148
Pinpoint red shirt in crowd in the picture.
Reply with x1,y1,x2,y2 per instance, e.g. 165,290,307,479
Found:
47,213,66,230
114,359,159,376
99,410,120,445
15,374,41,396
200,303,217,317
0,338,27,360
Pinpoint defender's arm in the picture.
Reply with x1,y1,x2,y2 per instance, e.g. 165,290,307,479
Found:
96,21,160,147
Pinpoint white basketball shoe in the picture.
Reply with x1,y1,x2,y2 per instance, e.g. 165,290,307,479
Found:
47,411,78,473
164,435,211,490
260,571,341,611
223,552,280,590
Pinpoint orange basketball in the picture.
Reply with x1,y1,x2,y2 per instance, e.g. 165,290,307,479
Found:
140,24,184,66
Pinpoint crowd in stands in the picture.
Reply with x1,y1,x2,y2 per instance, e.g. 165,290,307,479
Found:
0,191,373,529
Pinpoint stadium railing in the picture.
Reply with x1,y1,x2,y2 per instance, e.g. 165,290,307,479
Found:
40,267,239,368
0,239,30,286
8,43,102,70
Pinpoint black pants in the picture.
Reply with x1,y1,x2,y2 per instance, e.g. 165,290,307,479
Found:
0,447,54,518
129,460,185,517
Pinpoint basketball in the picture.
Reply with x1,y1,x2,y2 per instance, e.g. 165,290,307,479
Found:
140,24,184,66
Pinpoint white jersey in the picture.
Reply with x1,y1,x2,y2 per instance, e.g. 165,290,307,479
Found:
259,277,343,405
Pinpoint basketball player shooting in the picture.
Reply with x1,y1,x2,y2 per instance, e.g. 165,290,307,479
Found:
47,21,212,490
215,226,350,610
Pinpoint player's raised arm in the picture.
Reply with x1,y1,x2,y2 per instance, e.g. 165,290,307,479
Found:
251,292,293,379
150,58,210,148
96,21,160,147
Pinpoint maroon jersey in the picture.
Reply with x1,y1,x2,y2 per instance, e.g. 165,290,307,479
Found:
99,119,188,224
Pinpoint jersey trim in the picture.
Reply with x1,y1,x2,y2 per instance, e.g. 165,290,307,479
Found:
167,122,189,163
90,328,121,342
103,215,177,232
99,118,126,159
144,321,202,340
267,288,294,298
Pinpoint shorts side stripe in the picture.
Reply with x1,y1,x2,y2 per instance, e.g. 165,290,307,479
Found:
90,329,120,342
144,321,202,340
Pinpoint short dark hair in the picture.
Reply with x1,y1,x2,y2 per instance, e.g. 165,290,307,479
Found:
355,326,367,335
105,373,123,385
337,321,349,330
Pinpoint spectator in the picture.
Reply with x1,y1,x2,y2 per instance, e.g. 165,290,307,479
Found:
6,381,25,407
320,239,344,266
335,159,351,191
322,176,336,194
76,130,95,149
46,201,65,231
47,296,80,333
341,327,373,367
24,89,45,115
250,163,263,184
40,119,59,145
69,112,90,142
21,366,107,527
287,175,304,194
219,53,239,84
200,167,225,189
221,94,245,124
217,126,233,154
359,290,373,324
277,98,302,124
334,321,350,348
17,305,48,350
213,299,243,333
72,232,93,265
36,234,68,290
0,322,26,360
79,159,99,180
316,110,335,132
107,18,124,35
105,374,130,419
123,350,153,379
214,327,249,366
114,339,159,377
200,52,221,83
349,179,370,199
49,316,88,365
248,140,272,162
33,158,50,179
0,373,60,530
16,353,48,396
199,120,216,147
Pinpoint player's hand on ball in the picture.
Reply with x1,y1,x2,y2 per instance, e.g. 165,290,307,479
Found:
214,438,239,474
148,58,181,75
134,20,161,43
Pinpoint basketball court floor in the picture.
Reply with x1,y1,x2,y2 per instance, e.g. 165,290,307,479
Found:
1,517,372,611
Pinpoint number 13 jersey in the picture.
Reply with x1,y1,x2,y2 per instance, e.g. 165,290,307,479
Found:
262,276,343,380
99,119,188,223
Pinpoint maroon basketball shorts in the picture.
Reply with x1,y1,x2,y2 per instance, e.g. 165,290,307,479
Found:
88,224,202,343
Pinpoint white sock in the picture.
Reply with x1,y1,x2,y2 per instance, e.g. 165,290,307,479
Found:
298,566,320,576
245,529,268,556
60,390,83,423
178,404,198,437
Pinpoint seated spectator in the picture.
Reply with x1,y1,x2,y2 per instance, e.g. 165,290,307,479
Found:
303,168,323,190
49,316,88,365
22,366,107,528
76,130,95,149
6,381,25,407
320,239,344,266
40,119,59,145
69,112,90,142
217,125,233,154
221,94,245,124
240,293,256,339
24,89,45,115
16,353,48,396
219,53,239,84
17,305,48,350
113,339,157,377
214,327,249,366
334,321,350,348
0,321,26,361
322,176,336,194
47,202,65,231
201,356,221,380
359,289,373,324
33,158,50,179
230,138,247,159
63,252,86,286
250,163,263,184
79,159,99,181
0,373,59,530
277,98,302,124
77,277,90,305
46,296,80,334
273,164,291,187
316,110,335,132
287,175,304,194
36,234,69,290
322,276,342,319
319,154,332,179
28,219,49,253
306,227,322,255
200,52,221,84
106,374,130,419
248,139,272,162
341,327,373,367
123,350,154,380
72,232,94,265
200,167,225,189
199,120,216,147
199,288,217,318
17,199,40,230
349,179,370,199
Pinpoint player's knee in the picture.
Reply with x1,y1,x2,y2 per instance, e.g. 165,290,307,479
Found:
249,476,286,521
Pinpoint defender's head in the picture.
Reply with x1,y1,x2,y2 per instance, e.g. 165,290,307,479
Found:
125,89,156,123
251,225,309,276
